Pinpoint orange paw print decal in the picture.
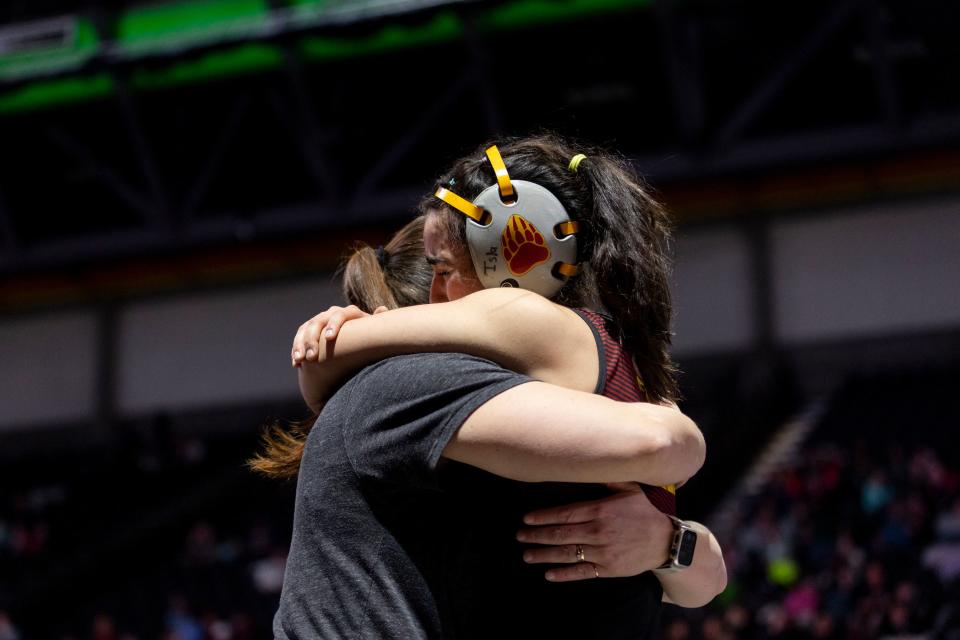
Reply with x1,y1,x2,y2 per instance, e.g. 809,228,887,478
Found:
501,214,551,276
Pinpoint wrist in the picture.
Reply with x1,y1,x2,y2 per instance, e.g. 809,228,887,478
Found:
650,512,675,571
654,515,698,573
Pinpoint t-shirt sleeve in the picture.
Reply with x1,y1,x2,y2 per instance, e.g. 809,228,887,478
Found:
336,353,530,489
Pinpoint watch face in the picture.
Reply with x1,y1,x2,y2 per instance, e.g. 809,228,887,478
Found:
677,530,697,567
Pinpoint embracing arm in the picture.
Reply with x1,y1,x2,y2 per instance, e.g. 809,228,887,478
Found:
444,381,705,487
657,521,727,607
295,289,598,411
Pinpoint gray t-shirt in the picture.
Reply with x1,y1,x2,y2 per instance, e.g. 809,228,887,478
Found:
273,353,528,640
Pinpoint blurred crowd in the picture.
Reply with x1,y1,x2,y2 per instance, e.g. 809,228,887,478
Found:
0,417,293,640
3,373,959,639
663,433,960,638
0,504,288,640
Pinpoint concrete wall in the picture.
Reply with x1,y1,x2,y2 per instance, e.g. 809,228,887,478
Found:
771,198,960,343
671,224,755,355
2,194,959,429
116,278,339,415
0,310,98,430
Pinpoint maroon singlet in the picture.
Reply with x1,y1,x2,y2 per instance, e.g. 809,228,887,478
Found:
574,308,677,516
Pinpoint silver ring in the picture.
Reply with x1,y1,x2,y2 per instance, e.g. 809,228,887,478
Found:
575,544,585,563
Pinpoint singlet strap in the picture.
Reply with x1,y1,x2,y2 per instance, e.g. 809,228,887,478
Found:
571,308,606,395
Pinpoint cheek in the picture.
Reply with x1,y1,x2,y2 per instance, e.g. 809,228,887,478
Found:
447,271,483,301
429,274,447,304
452,254,482,292
448,275,468,300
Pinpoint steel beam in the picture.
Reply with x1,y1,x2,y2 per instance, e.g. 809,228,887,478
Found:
4,109,960,276
716,0,865,146
276,47,339,200
353,70,472,199
0,188,17,255
0,185,424,273
745,220,774,351
635,112,960,183
461,11,503,137
95,302,121,441
115,76,169,230
180,95,251,221
653,0,705,145
863,0,902,130
45,126,157,223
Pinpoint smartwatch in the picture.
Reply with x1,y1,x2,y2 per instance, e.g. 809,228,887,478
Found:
656,516,697,572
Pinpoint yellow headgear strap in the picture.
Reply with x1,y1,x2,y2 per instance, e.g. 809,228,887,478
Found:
555,262,580,277
434,187,485,222
568,153,587,172
484,145,515,201
556,221,579,236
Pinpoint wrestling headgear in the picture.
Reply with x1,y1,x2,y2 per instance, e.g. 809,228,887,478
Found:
433,145,580,298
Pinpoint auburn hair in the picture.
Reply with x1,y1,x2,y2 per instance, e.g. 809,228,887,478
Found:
248,216,430,479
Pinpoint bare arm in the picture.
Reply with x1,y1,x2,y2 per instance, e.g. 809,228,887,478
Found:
443,381,705,487
294,289,599,411
657,521,728,607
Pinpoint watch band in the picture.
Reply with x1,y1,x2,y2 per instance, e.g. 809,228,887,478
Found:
656,515,697,572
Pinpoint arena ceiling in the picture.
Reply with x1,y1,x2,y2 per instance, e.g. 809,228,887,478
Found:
0,0,958,285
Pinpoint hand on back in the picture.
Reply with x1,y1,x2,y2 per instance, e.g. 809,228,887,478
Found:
516,483,674,582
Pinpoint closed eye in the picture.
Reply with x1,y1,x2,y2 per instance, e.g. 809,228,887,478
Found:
426,256,451,277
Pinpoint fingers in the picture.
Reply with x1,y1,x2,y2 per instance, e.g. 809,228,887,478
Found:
320,305,370,344
292,310,333,366
544,562,602,583
292,318,322,367
291,305,370,367
522,544,601,565
520,539,608,582
523,499,603,526
321,310,345,343
516,522,604,546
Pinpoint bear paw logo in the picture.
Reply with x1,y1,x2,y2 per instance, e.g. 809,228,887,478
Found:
501,214,551,276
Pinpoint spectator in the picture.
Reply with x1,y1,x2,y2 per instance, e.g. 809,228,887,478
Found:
0,611,19,640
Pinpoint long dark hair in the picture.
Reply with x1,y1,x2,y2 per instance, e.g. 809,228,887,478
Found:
249,216,430,479
424,133,679,402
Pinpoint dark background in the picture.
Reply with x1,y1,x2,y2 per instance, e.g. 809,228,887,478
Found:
1,1,958,638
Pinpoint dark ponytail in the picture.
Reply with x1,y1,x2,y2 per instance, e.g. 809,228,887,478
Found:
574,152,679,402
421,134,679,402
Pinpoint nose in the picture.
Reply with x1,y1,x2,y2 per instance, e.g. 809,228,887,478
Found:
429,274,447,304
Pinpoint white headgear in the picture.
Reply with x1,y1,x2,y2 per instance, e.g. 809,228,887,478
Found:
433,145,580,298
